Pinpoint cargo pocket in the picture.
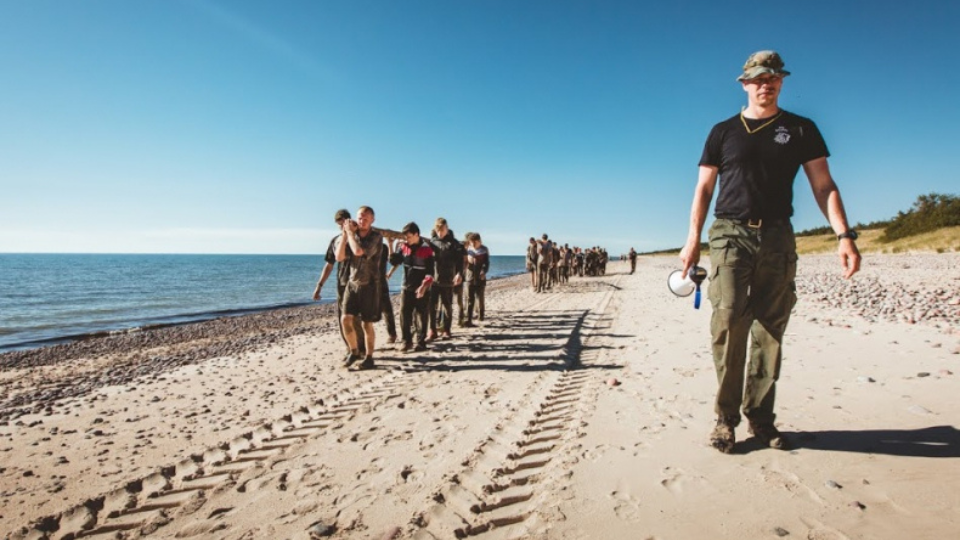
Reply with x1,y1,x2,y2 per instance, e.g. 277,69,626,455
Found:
787,252,799,310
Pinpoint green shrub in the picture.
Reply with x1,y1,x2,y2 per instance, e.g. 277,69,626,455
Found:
881,193,960,242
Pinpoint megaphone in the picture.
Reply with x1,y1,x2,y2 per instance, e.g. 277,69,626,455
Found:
668,266,708,309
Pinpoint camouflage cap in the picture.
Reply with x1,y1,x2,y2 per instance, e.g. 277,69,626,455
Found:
737,50,791,81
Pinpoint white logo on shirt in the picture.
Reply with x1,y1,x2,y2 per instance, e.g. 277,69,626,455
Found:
774,126,791,145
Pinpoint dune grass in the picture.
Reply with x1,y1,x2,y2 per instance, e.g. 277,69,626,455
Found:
643,226,960,257
795,226,960,255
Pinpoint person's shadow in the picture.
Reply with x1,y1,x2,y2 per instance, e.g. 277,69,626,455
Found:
741,426,960,457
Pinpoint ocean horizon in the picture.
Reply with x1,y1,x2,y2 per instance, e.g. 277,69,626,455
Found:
0,253,527,352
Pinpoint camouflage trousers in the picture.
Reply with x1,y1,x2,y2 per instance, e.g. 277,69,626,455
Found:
707,219,798,425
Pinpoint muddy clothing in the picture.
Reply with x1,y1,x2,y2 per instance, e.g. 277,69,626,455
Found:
628,249,637,274
701,110,828,221
701,110,827,426
536,241,553,292
341,231,383,323
526,243,539,272
327,235,364,352
345,230,384,287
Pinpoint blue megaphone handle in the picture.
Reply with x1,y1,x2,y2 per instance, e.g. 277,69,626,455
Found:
694,287,702,309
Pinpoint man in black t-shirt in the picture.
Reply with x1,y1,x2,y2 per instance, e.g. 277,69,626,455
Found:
679,51,861,454
312,209,364,357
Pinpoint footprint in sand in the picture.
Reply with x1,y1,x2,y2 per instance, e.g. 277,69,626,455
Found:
799,517,852,540
609,489,642,522
761,467,825,506
659,467,687,495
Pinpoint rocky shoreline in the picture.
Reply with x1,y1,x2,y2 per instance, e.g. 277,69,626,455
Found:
796,252,960,327
0,275,528,424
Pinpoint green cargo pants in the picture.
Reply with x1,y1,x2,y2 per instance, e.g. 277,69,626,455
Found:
707,219,798,426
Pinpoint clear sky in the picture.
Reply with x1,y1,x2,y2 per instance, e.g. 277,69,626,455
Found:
2,0,957,255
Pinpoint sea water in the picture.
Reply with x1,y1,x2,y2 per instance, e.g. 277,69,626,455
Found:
0,253,527,351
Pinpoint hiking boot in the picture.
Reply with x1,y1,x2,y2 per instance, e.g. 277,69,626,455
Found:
414,343,427,352
441,331,452,340
710,417,737,454
357,356,376,370
463,321,475,328
749,422,789,450
344,351,361,367
399,342,412,353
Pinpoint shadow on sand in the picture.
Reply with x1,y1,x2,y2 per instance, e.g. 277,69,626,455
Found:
737,426,960,458
379,308,624,373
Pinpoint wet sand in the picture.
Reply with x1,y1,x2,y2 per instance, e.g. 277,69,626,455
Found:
2,254,958,539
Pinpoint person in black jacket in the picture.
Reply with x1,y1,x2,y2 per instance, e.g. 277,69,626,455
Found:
388,222,435,353
464,232,490,327
428,218,464,340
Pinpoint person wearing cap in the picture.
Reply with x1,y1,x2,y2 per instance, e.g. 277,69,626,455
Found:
336,205,383,370
388,222,436,353
313,209,365,357
679,50,861,454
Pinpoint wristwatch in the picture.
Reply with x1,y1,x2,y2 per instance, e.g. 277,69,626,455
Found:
837,230,859,241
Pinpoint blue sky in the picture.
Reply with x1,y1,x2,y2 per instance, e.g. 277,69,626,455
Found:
2,0,957,255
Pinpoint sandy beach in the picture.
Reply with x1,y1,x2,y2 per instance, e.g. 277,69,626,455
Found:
2,254,959,540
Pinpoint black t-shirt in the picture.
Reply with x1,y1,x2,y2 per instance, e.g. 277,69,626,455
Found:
700,109,829,220
324,234,353,288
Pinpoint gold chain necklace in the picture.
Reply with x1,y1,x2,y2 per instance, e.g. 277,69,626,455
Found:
740,111,783,134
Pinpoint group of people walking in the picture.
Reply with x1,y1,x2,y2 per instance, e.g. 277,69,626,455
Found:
525,234,608,292
310,50,864,456
313,209,489,370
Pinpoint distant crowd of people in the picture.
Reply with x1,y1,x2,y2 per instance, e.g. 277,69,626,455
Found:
312,207,489,370
524,234,609,293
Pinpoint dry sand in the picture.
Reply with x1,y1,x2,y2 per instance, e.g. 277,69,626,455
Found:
2,254,958,540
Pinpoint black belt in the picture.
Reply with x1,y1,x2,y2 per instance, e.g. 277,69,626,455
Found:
720,217,790,229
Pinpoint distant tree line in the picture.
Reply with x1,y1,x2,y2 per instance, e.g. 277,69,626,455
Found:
796,192,960,242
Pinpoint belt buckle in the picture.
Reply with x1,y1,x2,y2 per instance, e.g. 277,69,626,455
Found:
746,218,762,229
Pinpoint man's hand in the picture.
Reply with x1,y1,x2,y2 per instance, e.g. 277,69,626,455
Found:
454,273,463,286
344,219,358,233
416,283,429,299
679,239,701,278
839,239,861,279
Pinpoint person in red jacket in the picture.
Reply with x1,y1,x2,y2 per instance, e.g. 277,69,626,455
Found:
388,222,435,353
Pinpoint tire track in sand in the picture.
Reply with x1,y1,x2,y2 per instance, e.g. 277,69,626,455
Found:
7,274,621,540
7,372,410,540
408,275,621,539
